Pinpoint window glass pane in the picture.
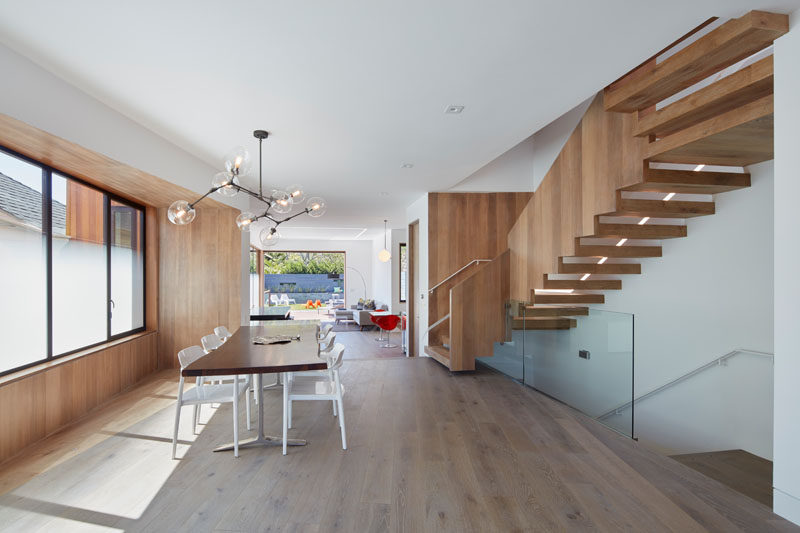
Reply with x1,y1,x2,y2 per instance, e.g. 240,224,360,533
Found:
0,151,46,372
52,174,107,354
399,243,407,302
110,199,144,335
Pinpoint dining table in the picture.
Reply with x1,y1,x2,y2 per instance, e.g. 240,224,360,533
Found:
182,320,327,452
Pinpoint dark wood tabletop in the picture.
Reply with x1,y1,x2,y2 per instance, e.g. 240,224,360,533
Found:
249,306,291,321
182,322,327,377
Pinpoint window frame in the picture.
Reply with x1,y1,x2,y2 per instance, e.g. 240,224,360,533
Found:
399,242,407,303
0,143,147,377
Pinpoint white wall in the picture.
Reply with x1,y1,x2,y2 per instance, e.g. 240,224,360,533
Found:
406,194,428,358
250,237,373,309
447,96,592,193
600,161,774,458
371,236,391,307
774,9,800,524
0,42,252,325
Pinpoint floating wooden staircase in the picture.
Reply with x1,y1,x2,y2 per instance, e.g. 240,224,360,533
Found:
512,10,787,331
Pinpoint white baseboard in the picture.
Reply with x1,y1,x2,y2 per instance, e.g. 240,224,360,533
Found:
774,488,800,526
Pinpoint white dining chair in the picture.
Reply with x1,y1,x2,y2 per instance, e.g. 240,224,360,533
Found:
201,334,223,353
172,346,252,459
317,324,333,342
214,325,233,343
284,343,347,454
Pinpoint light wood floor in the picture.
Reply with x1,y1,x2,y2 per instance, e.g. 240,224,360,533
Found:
0,357,795,532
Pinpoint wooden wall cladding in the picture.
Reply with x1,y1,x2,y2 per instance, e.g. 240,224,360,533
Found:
0,332,157,464
157,207,243,369
508,94,647,300
428,192,531,346
0,112,227,209
449,250,510,371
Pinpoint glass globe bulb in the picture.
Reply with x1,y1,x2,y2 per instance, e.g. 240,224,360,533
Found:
271,190,292,214
223,146,251,176
287,184,304,204
167,200,196,225
378,249,391,262
235,211,256,232
211,171,238,197
306,196,327,217
259,227,281,247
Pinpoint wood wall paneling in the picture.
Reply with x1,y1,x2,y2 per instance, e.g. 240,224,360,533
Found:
0,112,227,209
449,250,510,371
157,207,243,369
508,93,647,300
0,332,157,465
427,192,531,347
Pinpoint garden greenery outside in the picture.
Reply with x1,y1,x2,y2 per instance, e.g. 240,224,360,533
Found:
250,252,346,306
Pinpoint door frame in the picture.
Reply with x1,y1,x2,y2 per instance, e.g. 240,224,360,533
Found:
407,220,419,356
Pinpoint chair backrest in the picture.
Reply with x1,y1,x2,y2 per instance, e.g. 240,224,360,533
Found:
319,334,336,354
177,345,207,369
214,325,233,339
318,324,333,340
328,343,346,370
270,294,280,303
201,334,223,352
279,293,290,301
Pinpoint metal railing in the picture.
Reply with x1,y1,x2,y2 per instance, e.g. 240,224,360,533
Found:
597,348,773,420
425,313,450,334
429,259,491,293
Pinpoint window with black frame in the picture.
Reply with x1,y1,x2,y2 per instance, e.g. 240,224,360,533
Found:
0,147,145,376
399,242,407,303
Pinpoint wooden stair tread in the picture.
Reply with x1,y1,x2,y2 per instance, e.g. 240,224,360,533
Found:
634,55,774,137
607,198,715,218
604,11,787,112
520,305,589,316
592,221,688,240
511,317,577,330
543,275,622,290
574,238,662,258
645,95,773,166
558,258,641,275
424,345,450,368
622,168,751,195
532,291,605,305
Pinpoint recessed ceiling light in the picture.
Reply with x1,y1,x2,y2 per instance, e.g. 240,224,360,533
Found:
401,163,414,169
445,105,465,114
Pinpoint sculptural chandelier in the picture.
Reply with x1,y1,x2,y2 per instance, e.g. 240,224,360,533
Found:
167,129,326,247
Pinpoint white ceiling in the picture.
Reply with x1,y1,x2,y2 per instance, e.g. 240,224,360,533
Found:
0,0,797,238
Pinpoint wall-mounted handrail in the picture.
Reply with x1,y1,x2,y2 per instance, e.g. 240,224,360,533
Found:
425,313,450,334
597,348,773,420
429,259,491,293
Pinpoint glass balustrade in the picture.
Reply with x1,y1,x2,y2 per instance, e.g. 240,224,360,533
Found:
477,300,635,438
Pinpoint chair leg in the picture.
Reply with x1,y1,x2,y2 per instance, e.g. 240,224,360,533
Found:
282,372,289,456
245,385,252,431
233,382,240,458
337,393,347,450
192,404,199,434
288,399,293,429
172,402,182,460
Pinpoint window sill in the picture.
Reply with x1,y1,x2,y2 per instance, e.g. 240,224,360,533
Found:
0,330,158,387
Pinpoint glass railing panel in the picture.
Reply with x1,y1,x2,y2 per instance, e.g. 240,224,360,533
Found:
522,308,634,438
475,299,526,381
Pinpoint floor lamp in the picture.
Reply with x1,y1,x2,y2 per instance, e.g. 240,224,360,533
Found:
346,266,367,302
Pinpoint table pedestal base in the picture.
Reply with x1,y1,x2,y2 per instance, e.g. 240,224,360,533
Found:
214,435,306,452
214,372,306,453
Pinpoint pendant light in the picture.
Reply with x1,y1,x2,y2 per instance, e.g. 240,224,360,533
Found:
378,219,391,262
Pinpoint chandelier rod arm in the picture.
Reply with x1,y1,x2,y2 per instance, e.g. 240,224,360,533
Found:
258,135,263,199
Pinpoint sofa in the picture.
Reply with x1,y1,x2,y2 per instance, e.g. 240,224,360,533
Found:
352,301,389,329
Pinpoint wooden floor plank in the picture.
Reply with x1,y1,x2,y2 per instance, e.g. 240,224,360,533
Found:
0,347,795,533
